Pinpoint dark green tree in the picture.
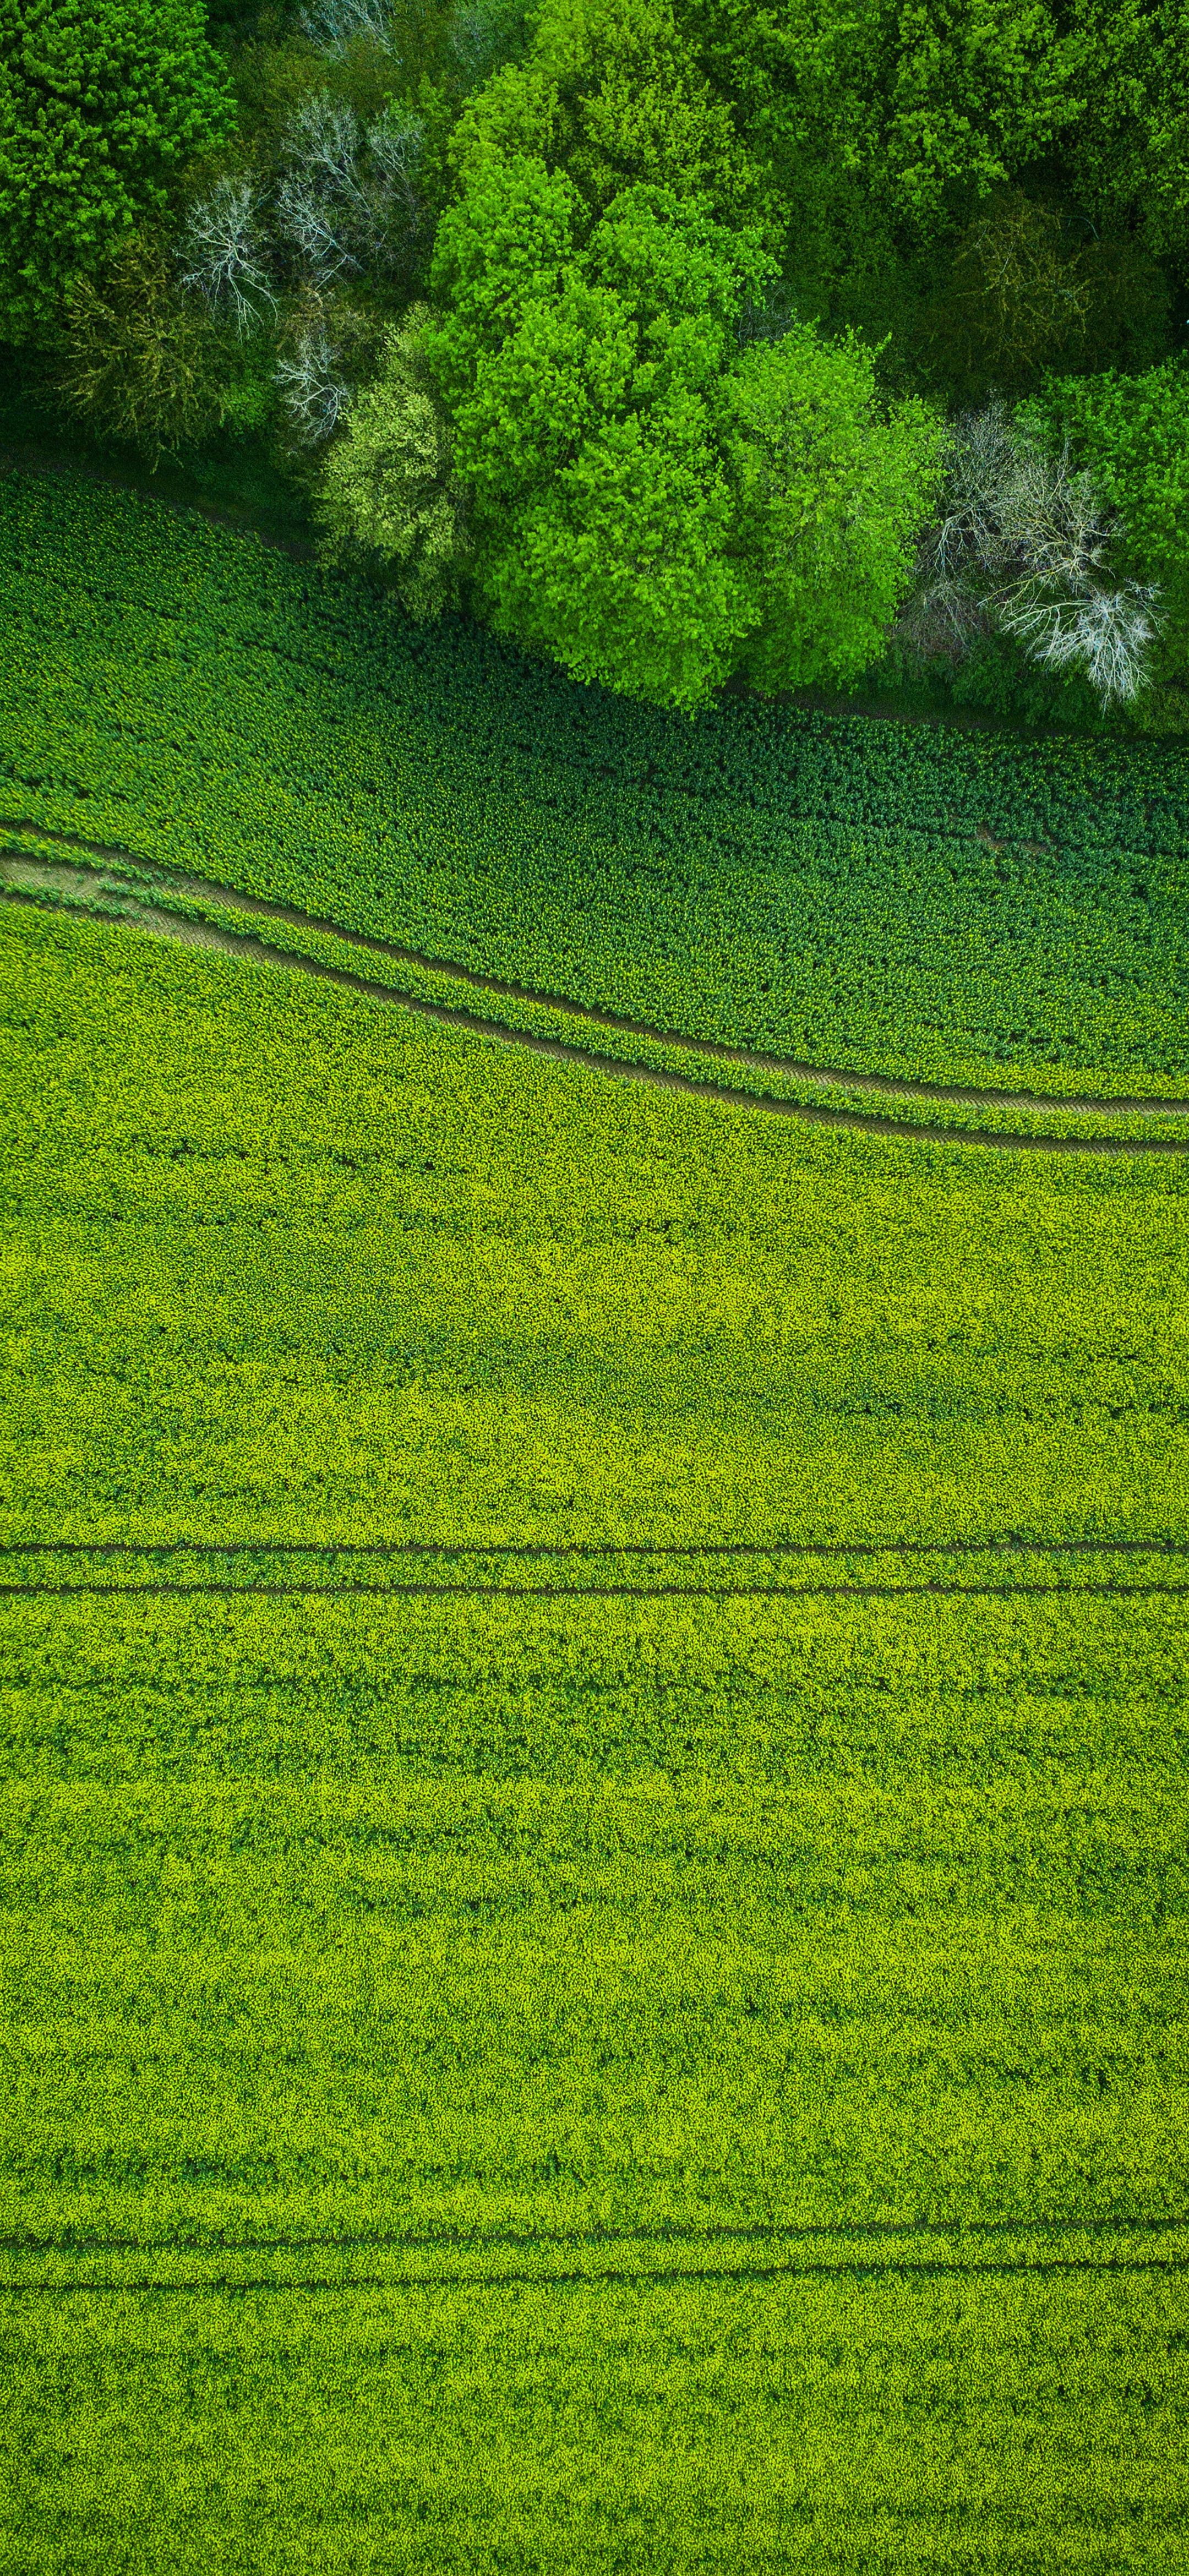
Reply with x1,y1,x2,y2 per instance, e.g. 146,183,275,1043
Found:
0,0,234,343
675,0,1081,249
1065,0,1189,269
52,227,221,460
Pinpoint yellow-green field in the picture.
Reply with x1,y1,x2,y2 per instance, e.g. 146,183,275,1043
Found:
2,898,1187,2572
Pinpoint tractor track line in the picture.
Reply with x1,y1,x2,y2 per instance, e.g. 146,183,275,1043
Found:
10,2214,1185,2259
8,2252,1189,2301
4,844,1189,1123
4,1537,1185,1559
6,1579,1189,1601
4,878,1188,1155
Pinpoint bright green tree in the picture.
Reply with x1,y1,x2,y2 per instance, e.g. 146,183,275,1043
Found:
424,170,772,706
315,304,469,619
449,0,758,230
726,321,947,691
421,152,582,414
0,0,234,344
326,153,946,707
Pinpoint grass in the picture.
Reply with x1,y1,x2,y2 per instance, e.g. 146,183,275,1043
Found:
2,899,1187,2571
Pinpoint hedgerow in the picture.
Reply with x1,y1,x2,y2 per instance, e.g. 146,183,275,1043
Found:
2,471,1189,1089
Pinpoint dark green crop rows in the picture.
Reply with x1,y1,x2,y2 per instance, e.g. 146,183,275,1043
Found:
2,470,1188,1093
2,904,1187,2570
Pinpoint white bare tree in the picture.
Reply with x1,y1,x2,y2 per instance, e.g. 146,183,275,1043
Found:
177,178,275,336
367,102,423,211
998,582,1162,708
909,402,1161,707
276,95,369,280
360,105,424,274
298,0,397,57
275,312,354,446
276,91,424,284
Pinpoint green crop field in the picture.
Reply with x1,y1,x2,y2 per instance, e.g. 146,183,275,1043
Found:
2,886,1188,2573
2,473,1188,2572
3,471,1189,1102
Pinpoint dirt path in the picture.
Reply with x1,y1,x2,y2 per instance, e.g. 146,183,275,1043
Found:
4,849,1188,1155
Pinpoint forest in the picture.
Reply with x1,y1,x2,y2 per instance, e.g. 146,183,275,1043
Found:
2,0,1188,725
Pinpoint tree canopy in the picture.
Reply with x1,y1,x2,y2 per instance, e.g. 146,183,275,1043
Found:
411,156,943,707
0,0,234,341
3,0,1183,724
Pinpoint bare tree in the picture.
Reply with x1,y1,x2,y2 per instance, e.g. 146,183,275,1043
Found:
367,102,423,211
298,0,397,57
178,178,275,336
998,581,1161,708
275,309,355,446
360,105,425,276
286,91,364,193
276,91,424,285
276,95,369,280
907,402,1161,706
948,192,1092,384
276,171,358,281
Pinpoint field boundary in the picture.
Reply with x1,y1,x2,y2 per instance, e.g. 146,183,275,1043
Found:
8,2250,1189,2300
5,860,1189,1157
8,450,1174,747
8,2213,1186,2256
5,834,1189,1118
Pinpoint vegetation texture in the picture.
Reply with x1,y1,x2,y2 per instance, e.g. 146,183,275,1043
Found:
4,5,1187,2562
0,0,233,341
2,900,1188,2568
3,0,1188,722
3,473,1189,1097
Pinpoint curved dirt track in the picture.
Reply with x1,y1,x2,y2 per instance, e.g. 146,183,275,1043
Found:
4,844,1189,1155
